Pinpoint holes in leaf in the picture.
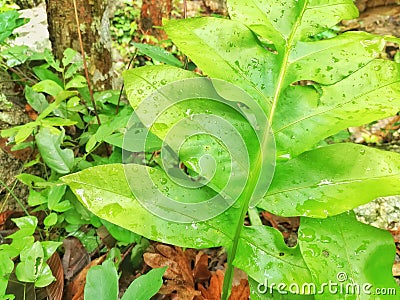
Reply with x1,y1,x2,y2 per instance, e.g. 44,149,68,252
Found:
291,80,317,86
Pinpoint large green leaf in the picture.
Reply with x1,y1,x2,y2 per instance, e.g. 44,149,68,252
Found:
123,69,274,207
164,1,397,156
165,17,275,115
259,143,400,217
299,211,400,299
84,260,118,300
36,128,74,174
61,164,234,248
234,226,312,286
227,0,358,44
61,164,309,291
121,267,166,300
123,65,198,109
273,59,400,155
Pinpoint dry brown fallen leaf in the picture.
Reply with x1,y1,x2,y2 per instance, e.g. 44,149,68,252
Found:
393,262,400,277
145,244,250,300
0,136,36,161
62,237,90,281
46,252,64,300
198,268,250,300
197,269,224,300
194,251,212,283
144,244,210,300
64,254,106,300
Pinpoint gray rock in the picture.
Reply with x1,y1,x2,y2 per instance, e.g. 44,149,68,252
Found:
355,196,400,230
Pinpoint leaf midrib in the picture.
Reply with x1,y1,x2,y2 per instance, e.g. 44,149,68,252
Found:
268,0,308,125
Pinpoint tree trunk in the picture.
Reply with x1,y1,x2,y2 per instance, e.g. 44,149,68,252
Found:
139,0,172,41
45,0,113,90
15,0,43,9
202,0,227,16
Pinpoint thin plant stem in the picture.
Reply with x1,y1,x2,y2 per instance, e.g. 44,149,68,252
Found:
116,50,138,114
0,178,30,216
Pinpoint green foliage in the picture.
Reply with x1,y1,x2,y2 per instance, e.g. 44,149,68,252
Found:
36,128,74,174
120,267,166,300
0,14,146,297
84,260,119,300
84,259,165,300
298,211,397,295
132,42,183,67
0,9,26,43
110,0,141,56
0,6,171,299
0,216,61,297
62,0,400,298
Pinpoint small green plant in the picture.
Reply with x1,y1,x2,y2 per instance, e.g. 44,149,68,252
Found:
0,9,26,44
62,0,400,298
84,260,165,300
0,216,61,298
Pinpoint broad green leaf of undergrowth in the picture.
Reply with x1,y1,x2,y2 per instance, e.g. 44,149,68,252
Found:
123,67,269,205
36,127,74,174
299,211,400,299
101,219,141,244
62,164,312,289
84,260,118,300
32,65,64,87
44,212,58,227
15,241,56,288
227,0,358,46
123,65,198,109
32,80,63,97
132,42,183,67
25,86,48,113
259,143,400,217
62,164,232,248
121,267,166,300
86,106,134,152
0,122,36,144
164,1,399,157
0,252,13,299
0,217,37,288
15,173,47,188
234,225,312,286
0,10,27,43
